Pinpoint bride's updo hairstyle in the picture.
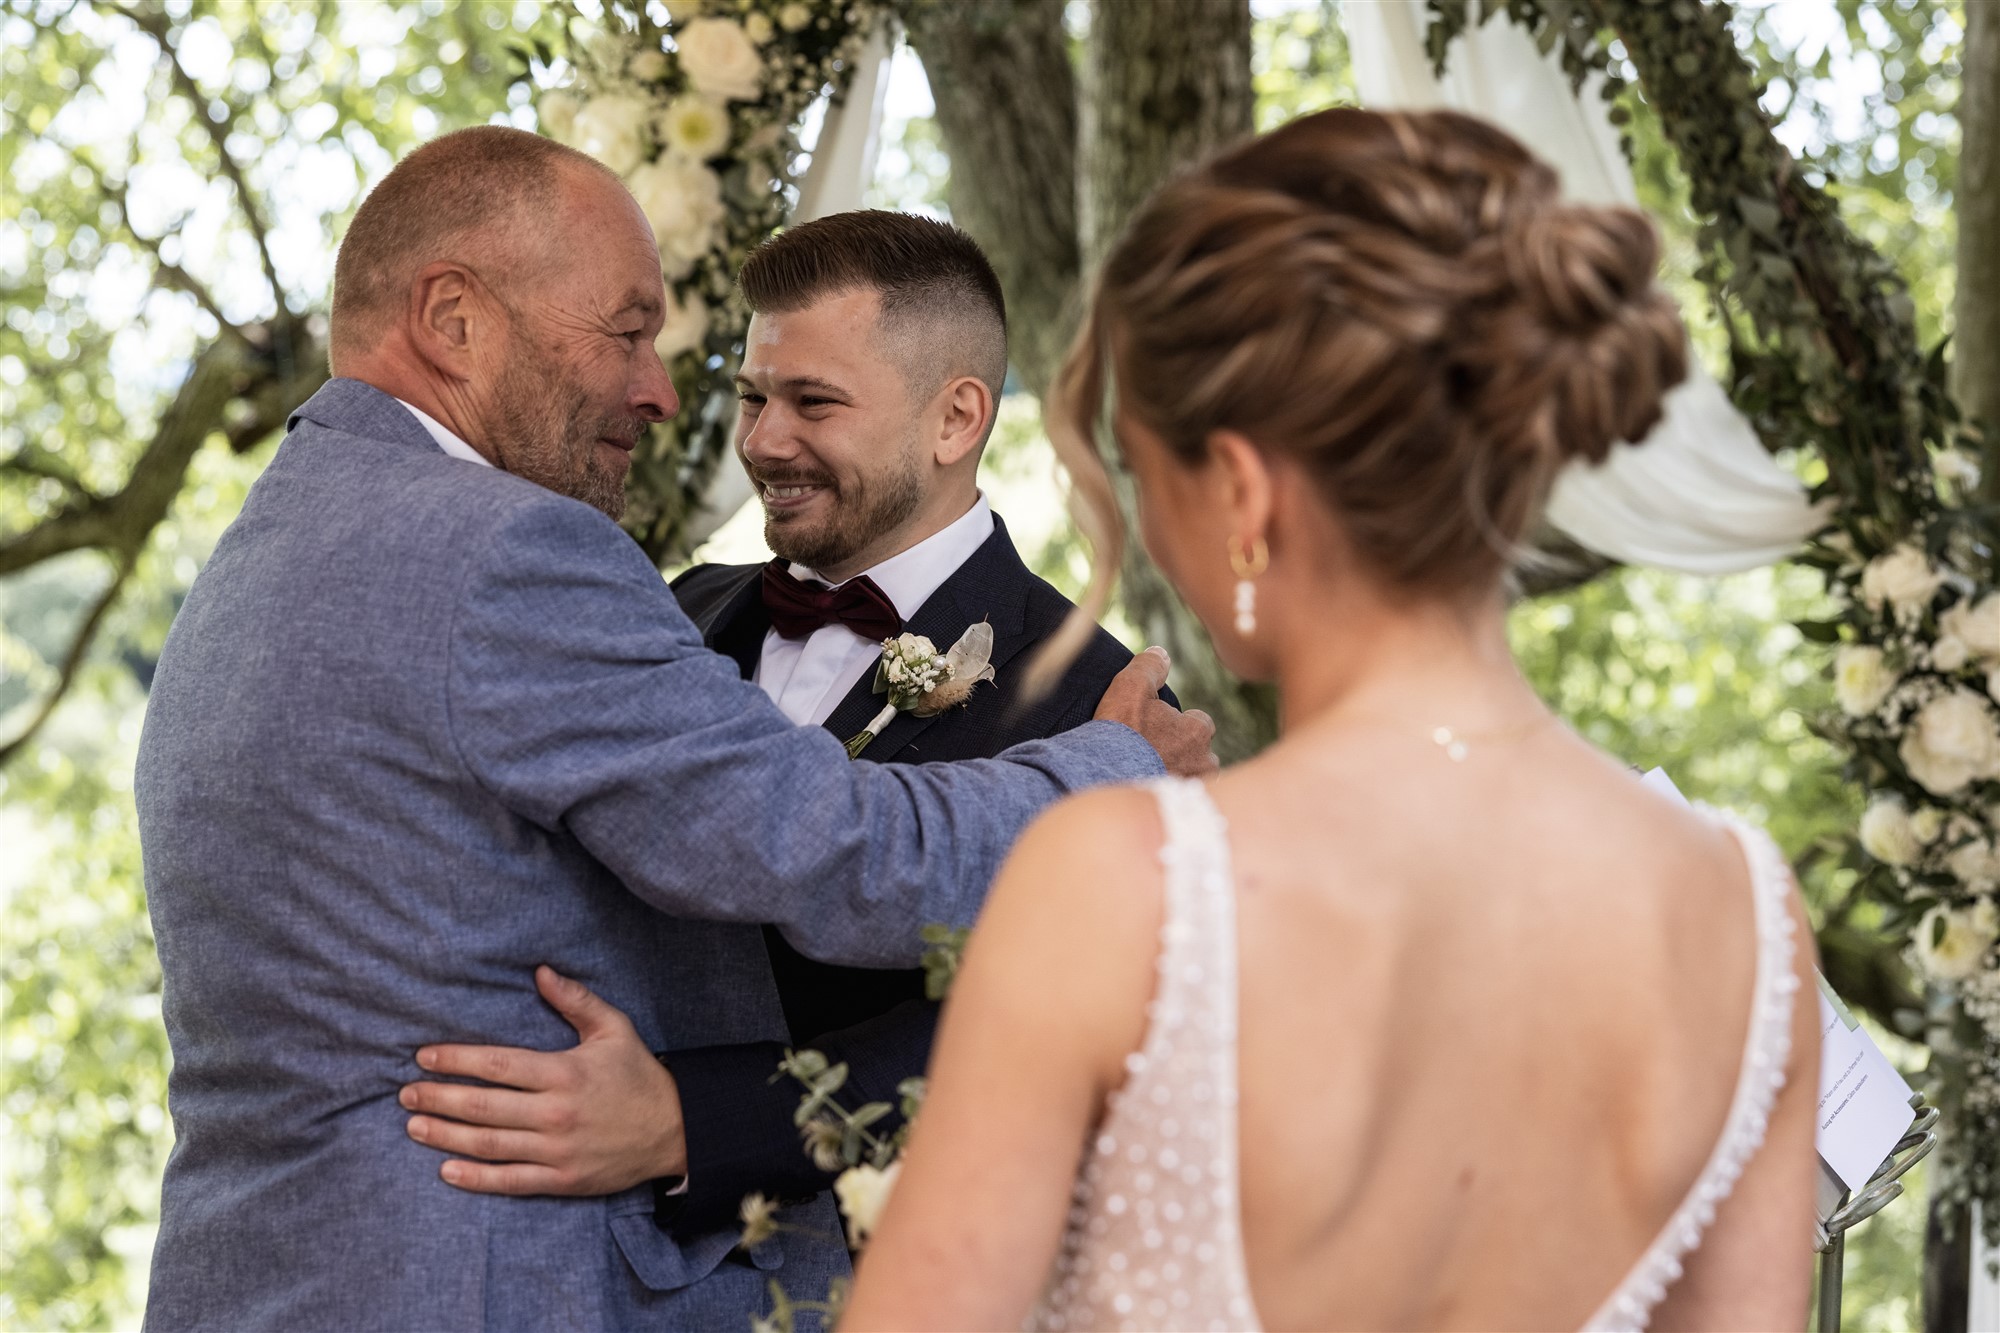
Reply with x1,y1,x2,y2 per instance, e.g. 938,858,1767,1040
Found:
1038,107,1687,681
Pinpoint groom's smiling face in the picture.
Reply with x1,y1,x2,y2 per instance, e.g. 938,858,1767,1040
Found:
733,287,932,582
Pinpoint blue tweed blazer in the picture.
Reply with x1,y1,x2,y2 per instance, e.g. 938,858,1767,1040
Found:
134,378,1161,1331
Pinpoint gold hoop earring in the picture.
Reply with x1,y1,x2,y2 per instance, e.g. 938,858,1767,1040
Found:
1228,535,1268,636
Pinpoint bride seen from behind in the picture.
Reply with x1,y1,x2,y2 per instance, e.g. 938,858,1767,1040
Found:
842,107,1820,1332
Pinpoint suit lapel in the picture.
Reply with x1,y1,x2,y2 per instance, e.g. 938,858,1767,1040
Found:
697,567,773,682
831,517,1039,764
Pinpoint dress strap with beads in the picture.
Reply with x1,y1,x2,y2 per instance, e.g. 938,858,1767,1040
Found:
1580,807,1801,1332
1029,777,1257,1331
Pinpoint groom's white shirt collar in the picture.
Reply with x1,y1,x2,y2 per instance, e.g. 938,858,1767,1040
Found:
790,493,994,625
395,398,493,469
757,494,996,727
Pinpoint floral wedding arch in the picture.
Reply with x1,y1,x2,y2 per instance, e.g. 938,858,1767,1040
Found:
540,0,2000,1263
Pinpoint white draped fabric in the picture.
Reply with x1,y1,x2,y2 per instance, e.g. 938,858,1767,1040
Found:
1345,0,1828,573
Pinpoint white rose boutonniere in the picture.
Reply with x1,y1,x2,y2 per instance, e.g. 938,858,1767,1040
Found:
1834,644,1898,717
1860,543,1944,615
845,624,998,758
1900,687,2000,796
676,17,765,102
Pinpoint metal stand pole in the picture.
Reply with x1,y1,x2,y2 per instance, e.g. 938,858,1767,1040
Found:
1813,1092,1938,1333
1817,1233,1845,1333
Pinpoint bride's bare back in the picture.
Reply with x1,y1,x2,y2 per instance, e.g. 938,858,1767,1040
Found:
1221,723,1817,1330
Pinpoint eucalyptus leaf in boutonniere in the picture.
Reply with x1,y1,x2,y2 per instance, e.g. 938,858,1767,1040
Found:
843,623,997,759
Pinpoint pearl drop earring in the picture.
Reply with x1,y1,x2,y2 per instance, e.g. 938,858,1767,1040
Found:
1227,535,1269,636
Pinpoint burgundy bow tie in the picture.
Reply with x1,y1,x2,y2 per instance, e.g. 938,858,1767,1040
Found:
760,560,903,642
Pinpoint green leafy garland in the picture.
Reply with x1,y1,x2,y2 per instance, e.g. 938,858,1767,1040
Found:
1426,0,2000,1248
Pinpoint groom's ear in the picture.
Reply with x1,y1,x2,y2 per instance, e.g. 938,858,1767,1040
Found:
405,261,481,381
931,374,995,469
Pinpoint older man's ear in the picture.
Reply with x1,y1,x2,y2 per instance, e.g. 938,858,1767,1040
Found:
406,260,482,381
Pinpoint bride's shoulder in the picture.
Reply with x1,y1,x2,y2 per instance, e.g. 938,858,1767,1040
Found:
1012,781,1176,881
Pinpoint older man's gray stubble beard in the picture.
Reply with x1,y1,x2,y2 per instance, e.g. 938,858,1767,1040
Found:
491,332,634,521
760,443,926,574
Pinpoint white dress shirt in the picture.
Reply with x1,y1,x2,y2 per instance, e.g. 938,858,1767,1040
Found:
394,398,492,468
755,495,996,726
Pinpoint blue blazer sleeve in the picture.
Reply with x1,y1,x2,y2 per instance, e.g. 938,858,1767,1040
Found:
444,498,1163,966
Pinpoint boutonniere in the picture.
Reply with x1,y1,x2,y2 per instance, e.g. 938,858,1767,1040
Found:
844,623,997,759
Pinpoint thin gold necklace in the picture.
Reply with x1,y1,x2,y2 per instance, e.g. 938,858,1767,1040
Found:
1428,715,1551,763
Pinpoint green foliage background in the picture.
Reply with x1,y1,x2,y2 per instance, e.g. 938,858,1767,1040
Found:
0,0,1959,1327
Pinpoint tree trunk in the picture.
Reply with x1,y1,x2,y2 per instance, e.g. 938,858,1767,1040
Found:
1955,0,2000,501
907,0,1273,759
1079,0,1276,761
1926,1197,1971,1333
899,0,1081,401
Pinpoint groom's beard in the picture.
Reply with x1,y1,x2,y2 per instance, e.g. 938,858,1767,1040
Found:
755,447,924,574
491,337,640,521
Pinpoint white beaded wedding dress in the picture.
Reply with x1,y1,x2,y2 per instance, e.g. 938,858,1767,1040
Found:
1029,777,1801,1333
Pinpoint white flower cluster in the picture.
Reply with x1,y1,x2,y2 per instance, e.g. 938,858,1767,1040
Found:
540,2,876,366
1831,528,2000,988
880,632,953,710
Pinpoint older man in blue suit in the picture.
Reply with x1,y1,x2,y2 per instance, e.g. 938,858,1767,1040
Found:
134,126,1211,1332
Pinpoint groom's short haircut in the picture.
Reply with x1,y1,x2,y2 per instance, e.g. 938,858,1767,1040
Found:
738,211,1009,436
330,126,616,368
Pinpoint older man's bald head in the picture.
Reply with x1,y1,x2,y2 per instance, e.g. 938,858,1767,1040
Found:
329,125,623,368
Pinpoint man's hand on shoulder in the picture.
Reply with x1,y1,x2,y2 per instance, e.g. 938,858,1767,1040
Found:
399,967,686,1196
1093,647,1218,778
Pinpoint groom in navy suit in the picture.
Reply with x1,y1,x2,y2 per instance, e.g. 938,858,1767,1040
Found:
399,211,1168,1237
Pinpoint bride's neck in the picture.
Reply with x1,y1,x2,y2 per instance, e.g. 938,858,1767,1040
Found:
1269,584,1541,737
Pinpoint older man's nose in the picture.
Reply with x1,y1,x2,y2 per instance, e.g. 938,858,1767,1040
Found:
633,354,678,423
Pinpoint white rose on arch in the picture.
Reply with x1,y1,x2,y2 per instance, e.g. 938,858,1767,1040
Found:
656,94,732,161
1942,593,2000,662
538,90,582,144
1834,644,1897,717
676,18,765,102
1859,797,1924,867
653,288,710,364
627,153,727,279
569,94,652,175
1913,899,2000,984
1899,688,2000,796
1860,543,1945,615
1946,835,2000,891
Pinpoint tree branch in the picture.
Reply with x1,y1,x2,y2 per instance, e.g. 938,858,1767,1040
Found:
898,0,1081,400
0,334,244,576
0,448,94,499
0,548,137,769
83,155,247,342
123,4,288,314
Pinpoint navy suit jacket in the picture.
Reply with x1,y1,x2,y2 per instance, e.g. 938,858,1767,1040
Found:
659,515,1165,1232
